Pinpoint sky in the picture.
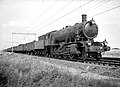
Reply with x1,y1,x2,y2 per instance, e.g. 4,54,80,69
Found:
0,0,120,50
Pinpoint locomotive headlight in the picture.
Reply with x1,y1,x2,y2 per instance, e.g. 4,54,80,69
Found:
100,47,103,49
104,42,108,46
87,39,92,45
88,42,91,45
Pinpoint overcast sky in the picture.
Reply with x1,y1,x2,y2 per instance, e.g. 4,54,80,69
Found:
0,0,120,50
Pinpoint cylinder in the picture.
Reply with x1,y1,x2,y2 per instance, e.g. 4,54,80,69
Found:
82,14,87,22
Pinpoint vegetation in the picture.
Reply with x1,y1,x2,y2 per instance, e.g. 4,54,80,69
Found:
102,48,120,58
0,52,119,87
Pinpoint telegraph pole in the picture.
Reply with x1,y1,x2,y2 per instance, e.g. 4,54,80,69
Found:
12,33,13,53
12,32,36,53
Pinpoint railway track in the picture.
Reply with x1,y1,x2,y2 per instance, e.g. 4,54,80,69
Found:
12,52,120,67
100,57,120,66
83,57,120,67
45,55,120,67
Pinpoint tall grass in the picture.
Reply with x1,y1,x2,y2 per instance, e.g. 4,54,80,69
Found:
0,61,119,87
0,52,119,87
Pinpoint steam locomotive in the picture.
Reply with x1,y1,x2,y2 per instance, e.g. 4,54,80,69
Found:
5,14,110,60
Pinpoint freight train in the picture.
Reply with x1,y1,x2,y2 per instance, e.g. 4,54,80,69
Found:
5,14,110,60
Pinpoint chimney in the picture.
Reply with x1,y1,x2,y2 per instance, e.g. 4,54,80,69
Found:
82,14,87,22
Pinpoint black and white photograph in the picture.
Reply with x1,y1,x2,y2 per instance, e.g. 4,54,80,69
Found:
0,0,120,86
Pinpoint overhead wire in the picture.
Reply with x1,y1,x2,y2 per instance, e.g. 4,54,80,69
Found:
83,0,111,14
41,0,108,32
36,0,74,27
30,0,57,24
63,0,111,23
33,0,94,33
23,0,57,39
88,5,120,18
60,0,109,22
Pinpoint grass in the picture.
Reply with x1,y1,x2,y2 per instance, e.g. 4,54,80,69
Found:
0,52,119,87
102,49,120,58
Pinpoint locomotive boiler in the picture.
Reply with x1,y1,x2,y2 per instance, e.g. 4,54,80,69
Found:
50,14,98,44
